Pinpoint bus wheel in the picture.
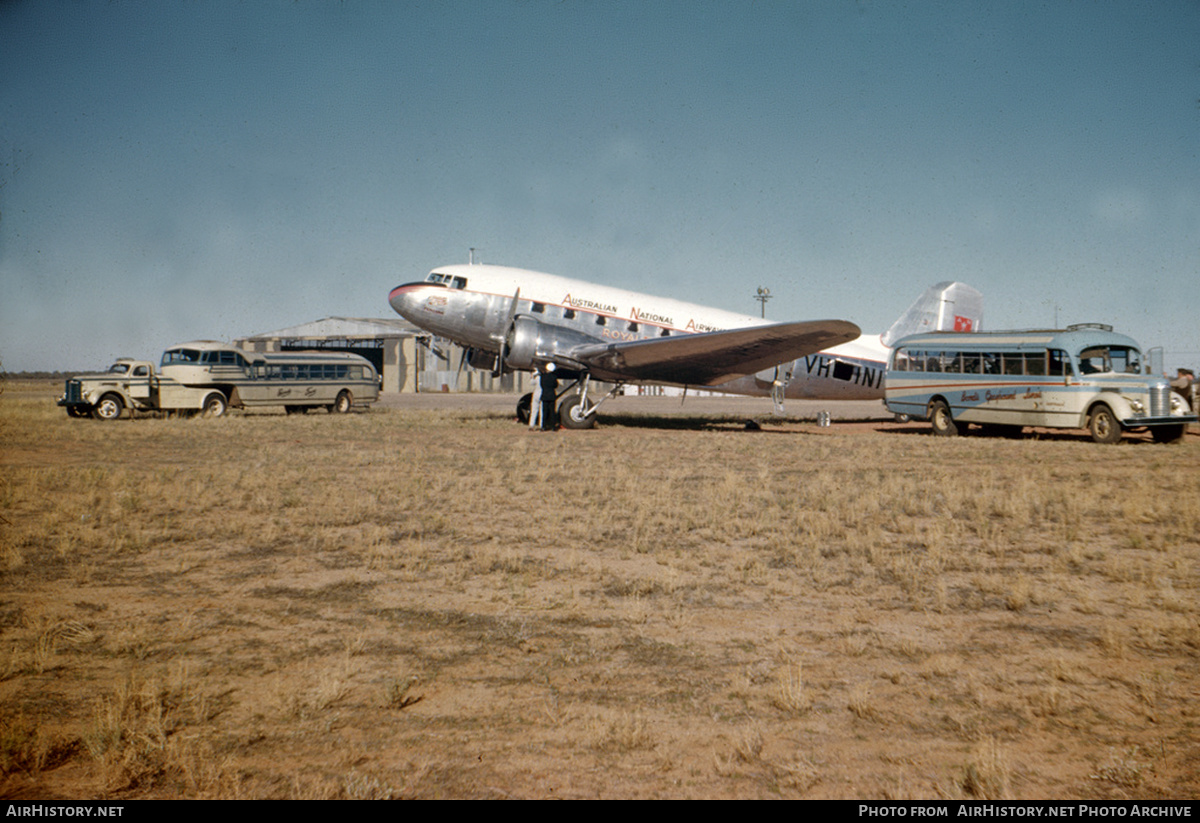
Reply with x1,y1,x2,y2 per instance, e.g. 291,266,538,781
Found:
332,391,352,414
928,400,958,437
1151,424,1185,444
202,393,227,418
92,394,124,421
516,393,532,425
1088,405,1123,444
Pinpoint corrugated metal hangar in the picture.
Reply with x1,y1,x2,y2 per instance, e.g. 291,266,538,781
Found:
235,317,529,394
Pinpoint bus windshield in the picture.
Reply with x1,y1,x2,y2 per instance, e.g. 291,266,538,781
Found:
1077,345,1141,375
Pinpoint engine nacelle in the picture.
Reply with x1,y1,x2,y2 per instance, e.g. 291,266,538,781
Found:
504,315,593,371
465,347,498,372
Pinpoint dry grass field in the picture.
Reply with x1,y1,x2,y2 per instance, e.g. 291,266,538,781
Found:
1,378,1198,799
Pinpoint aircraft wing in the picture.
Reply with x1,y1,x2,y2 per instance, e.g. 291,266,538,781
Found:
571,320,861,386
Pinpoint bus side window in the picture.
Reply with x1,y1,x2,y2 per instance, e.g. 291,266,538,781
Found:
1048,349,1071,377
1026,351,1046,376
1002,352,1024,375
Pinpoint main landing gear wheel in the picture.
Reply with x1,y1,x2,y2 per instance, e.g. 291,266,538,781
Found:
558,394,597,429
928,400,958,437
516,393,532,425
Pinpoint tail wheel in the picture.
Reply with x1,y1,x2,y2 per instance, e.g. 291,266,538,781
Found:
92,394,124,421
332,390,352,414
202,392,227,418
558,394,597,429
1088,405,1122,444
928,400,958,437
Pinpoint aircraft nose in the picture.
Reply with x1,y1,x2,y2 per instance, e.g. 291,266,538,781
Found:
388,282,426,320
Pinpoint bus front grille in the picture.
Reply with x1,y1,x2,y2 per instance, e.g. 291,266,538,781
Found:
1149,383,1170,417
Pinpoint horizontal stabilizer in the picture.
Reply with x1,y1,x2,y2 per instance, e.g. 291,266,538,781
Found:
574,320,861,386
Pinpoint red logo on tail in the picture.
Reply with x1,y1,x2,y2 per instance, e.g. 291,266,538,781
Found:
954,316,974,332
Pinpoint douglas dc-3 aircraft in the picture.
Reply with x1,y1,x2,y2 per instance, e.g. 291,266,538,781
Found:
388,264,982,428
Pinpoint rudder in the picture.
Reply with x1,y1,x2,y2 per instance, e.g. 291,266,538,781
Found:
881,281,983,347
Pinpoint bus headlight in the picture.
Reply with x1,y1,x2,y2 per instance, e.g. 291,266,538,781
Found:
1170,393,1186,413
1128,399,1145,414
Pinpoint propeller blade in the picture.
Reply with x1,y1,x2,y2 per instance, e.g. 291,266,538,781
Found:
494,288,521,377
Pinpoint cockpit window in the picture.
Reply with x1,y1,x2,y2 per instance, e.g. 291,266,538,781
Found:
108,363,130,374
426,273,467,289
1077,345,1141,375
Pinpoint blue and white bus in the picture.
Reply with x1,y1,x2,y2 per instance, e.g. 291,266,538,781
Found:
884,325,1196,444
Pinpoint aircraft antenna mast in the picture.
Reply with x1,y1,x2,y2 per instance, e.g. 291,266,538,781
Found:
754,286,772,319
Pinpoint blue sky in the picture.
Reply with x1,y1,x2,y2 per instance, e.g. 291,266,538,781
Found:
2,1,1198,372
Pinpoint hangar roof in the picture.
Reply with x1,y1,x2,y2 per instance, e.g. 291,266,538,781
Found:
241,316,424,341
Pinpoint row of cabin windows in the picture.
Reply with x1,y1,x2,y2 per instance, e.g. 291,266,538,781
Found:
529,301,672,336
893,349,1074,377
425,274,677,337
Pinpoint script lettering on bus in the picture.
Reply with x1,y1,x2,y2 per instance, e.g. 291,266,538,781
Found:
1023,390,1042,400
960,391,979,402
985,389,1018,403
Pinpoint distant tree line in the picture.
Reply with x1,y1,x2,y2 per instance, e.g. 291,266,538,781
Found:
0,370,78,380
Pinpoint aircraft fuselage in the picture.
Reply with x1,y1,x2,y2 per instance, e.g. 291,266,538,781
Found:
388,264,888,399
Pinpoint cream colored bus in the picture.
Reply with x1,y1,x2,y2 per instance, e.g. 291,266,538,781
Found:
60,342,379,420
159,341,379,415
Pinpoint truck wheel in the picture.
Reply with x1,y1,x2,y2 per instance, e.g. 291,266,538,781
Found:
928,400,958,437
1088,405,1123,444
331,390,352,414
92,394,124,421
201,393,227,418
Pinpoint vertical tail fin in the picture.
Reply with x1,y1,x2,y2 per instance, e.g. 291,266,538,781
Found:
881,281,983,347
